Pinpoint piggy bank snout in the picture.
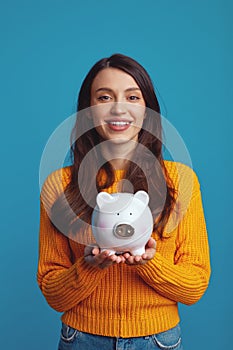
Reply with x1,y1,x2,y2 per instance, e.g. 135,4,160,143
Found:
113,223,135,238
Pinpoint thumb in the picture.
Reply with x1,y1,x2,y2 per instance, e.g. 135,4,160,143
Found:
147,237,156,249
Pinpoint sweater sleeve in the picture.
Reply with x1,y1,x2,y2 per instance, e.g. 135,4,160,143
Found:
136,172,211,305
37,171,107,312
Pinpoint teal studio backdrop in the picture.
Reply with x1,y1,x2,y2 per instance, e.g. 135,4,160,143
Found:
0,0,232,349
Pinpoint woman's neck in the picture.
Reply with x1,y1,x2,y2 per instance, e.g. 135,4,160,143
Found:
100,140,137,170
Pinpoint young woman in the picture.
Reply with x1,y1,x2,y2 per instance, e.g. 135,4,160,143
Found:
37,54,211,350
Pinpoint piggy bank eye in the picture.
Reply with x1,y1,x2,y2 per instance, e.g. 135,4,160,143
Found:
130,213,132,215
116,213,120,215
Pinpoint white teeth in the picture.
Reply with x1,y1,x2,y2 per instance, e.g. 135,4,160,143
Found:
107,121,131,126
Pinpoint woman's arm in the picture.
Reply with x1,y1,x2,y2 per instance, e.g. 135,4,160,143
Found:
135,174,211,305
37,201,108,312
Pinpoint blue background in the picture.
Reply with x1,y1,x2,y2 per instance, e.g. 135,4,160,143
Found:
0,0,232,349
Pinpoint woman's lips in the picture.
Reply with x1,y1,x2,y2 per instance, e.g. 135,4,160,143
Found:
105,120,132,131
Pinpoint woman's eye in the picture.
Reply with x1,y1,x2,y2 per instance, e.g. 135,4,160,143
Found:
128,95,140,101
97,95,112,101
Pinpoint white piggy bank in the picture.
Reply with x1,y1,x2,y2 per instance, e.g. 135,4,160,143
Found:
91,191,153,255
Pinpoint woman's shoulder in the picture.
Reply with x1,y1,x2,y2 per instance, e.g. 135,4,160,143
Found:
163,160,194,175
41,166,72,189
163,160,199,187
163,160,201,204
40,166,72,207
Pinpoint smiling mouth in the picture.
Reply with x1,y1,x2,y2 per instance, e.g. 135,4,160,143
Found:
104,120,132,132
105,121,132,126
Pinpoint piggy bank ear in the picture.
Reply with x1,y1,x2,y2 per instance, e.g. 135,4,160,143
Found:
134,190,149,206
96,192,116,209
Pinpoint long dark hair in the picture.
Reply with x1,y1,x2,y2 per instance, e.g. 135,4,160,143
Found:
51,53,176,239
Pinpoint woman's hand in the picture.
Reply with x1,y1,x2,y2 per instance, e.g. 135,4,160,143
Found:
123,237,156,266
84,245,126,269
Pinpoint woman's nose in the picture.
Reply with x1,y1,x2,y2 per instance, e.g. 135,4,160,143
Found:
110,102,127,115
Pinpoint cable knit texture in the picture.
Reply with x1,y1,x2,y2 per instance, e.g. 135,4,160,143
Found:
37,161,211,337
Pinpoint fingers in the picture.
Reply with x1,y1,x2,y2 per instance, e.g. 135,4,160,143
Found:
84,247,125,269
84,245,99,257
124,255,142,264
124,238,156,265
84,237,156,268
146,237,157,249
99,253,125,269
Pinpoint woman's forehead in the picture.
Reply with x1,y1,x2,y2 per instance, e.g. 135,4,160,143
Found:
91,68,140,91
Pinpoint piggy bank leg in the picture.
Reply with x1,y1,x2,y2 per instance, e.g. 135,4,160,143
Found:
100,248,116,256
130,247,145,256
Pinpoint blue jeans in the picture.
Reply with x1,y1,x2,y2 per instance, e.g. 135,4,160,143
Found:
58,322,183,350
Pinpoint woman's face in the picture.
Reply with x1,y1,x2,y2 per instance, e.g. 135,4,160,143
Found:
90,68,146,144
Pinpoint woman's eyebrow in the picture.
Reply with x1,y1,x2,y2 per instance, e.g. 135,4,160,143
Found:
95,87,141,92
95,87,113,92
125,87,141,92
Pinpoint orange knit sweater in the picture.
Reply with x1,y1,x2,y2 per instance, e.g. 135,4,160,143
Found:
37,161,211,337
